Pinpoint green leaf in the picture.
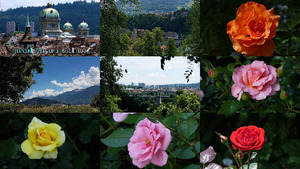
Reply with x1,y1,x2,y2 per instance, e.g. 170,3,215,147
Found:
177,118,198,138
123,114,141,124
100,128,134,147
0,138,17,159
178,113,194,119
107,147,123,156
80,130,91,144
195,141,200,153
287,12,300,29
72,151,91,169
173,148,196,159
239,163,258,169
219,100,244,116
227,62,237,72
88,120,100,135
183,164,200,169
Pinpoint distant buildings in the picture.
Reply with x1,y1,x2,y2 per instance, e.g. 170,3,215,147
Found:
138,83,146,88
6,21,15,34
30,22,34,32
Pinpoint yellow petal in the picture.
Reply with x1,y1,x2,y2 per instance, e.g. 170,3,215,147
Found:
21,140,44,159
28,129,37,143
46,123,61,134
33,143,57,152
57,131,66,147
28,117,48,130
43,148,58,159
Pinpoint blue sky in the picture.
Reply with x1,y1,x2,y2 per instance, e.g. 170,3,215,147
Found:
23,57,100,100
2,0,99,11
115,57,200,85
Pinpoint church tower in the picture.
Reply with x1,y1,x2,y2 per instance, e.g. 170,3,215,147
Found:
77,17,89,37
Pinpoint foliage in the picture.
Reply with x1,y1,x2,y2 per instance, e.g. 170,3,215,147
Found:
0,113,100,169
200,0,300,56
100,56,125,114
0,56,44,104
153,91,200,113
1,1,100,35
90,92,100,108
165,38,179,56
100,112,200,168
127,10,190,36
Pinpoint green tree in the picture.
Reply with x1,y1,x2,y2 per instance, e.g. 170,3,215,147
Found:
164,38,179,56
185,0,200,56
153,91,200,113
0,57,44,104
90,92,100,108
120,32,133,55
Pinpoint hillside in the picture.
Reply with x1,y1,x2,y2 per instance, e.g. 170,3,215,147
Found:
21,98,66,106
119,0,193,14
1,1,100,35
45,85,100,105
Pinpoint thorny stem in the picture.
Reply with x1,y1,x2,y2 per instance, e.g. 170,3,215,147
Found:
167,149,176,169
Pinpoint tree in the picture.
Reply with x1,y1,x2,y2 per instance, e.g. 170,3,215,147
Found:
90,92,100,108
164,38,179,56
0,56,44,104
153,91,200,113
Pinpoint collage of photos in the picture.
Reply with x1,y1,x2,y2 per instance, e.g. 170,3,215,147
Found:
1,0,101,169
200,0,300,169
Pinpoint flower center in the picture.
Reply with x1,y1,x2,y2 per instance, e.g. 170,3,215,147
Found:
145,138,151,146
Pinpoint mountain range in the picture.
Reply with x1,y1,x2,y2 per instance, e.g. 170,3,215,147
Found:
22,85,100,106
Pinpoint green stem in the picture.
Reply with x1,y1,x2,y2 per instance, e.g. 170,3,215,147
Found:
226,144,241,168
247,151,251,169
247,100,255,108
100,126,114,137
51,113,80,153
100,113,115,131
167,149,176,169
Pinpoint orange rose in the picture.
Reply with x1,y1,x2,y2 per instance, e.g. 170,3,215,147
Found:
227,1,280,56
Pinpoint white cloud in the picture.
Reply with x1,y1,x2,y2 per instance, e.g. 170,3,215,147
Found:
27,66,100,99
51,66,100,92
29,89,63,99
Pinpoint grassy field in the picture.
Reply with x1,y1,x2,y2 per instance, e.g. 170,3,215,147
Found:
0,104,100,113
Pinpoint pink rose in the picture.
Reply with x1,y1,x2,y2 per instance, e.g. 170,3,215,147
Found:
232,60,280,100
128,118,172,168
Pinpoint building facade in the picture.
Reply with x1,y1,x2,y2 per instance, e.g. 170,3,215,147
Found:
6,21,15,34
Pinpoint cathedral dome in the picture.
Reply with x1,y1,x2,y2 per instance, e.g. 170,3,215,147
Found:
78,21,89,29
63,22,73,29
39,3,60,18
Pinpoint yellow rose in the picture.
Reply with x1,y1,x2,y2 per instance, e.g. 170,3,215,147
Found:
21,117,65,159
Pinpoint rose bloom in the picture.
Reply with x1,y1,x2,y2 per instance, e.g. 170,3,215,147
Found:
232,60,280,100
227,1,280,56
21,117,66,159
128,118,172,168
230,125,266,151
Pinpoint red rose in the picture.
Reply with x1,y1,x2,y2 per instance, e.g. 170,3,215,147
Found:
230,126,266,151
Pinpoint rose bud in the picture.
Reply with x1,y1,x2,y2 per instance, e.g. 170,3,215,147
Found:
280,90,288,100
241,92,249,101
215,132,228,144
209,68,218,78
276,64,284,77
235,151,244,160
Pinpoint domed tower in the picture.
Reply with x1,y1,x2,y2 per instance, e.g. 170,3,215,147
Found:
38,2,63,36
77,18,89,37
62,18,74,34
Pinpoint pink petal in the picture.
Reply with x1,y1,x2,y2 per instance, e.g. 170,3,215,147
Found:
132,158,151,169
151,150,168,166
270,82,280,95
113,113,129,122
200,146,216,164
